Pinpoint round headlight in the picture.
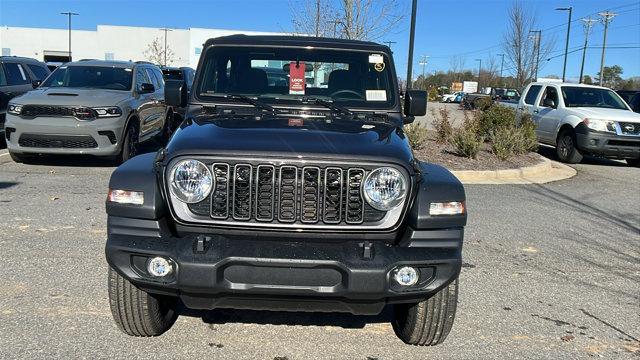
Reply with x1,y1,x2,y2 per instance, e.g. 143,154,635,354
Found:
363,167,407,211
169,159,213,203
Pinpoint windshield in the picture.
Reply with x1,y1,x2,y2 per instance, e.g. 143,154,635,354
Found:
41,65,133,91
196,45,396,109
561,86,628,110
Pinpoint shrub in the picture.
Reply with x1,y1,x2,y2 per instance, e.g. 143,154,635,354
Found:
490,126,520,160
451,127,483,159
404,122,429,150
474,97,493,111
477,104,517,137
431,107,453,143
518,113,539,153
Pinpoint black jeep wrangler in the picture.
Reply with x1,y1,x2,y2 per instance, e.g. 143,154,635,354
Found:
105,35,466,346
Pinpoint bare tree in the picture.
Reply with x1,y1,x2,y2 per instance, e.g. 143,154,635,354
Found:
290,0,404,41
144,37,174,66
449,55,467,82
502,1,554,87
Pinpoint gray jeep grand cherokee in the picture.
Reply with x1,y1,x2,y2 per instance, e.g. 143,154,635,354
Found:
5,60,172,163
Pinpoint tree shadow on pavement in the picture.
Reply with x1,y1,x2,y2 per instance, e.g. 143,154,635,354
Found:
0,181,19,190
186,305,393,329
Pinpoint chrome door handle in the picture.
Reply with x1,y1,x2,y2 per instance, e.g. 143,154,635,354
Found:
533,110,539,114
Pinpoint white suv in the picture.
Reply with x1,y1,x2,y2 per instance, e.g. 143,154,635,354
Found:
516,82,640,166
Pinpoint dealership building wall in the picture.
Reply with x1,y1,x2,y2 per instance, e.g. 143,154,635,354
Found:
0,25,282,68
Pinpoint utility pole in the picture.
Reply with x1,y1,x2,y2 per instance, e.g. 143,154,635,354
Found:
529,30,541,81
60,12,79,61
315,0,320,37
419,55,429,78
598,11,617,86
406,0,418,90
579,17,597,83
497,53,505,85
159,28,173,66
475,58,482,89
384,41,397,50
327,20,341,38
556,7,572,82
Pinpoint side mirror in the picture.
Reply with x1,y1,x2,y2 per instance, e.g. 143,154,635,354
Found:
139,83,155,94
32,80,42,88
543,98,556,108
165,80,187,108
404,90,427,117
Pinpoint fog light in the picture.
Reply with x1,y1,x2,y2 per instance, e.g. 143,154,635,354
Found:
147,257,173,277
394,266,419,286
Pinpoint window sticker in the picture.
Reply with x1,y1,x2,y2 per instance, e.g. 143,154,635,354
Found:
368,54,384,64
289,61,305,95
366,90,387,101
374,62,385,72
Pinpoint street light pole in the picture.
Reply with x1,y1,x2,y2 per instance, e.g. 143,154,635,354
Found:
60,12,79,61
475,58,482,89
579,17,597,83
598,11,617,86
556,7,572,82
406,0,418,90
159,28,173,66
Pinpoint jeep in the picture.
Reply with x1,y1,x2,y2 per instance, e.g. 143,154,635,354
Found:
105,35,467,346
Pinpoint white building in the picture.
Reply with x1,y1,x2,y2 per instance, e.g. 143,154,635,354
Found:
0,24,284,68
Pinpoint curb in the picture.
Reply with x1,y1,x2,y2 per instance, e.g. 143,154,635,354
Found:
450,155,576,184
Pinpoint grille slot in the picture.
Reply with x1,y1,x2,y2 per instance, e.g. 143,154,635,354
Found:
18,134,98,148
301,167,321,223
211,164,230,219
255,165,275,221
232,164,252,220
278,166,298,222
322,168,343,224
346,169,365,223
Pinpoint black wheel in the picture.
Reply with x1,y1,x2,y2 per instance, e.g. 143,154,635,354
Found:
392,278,459,346
118,122,139,164
556,129,583,164
627,158,640,167
108,266,178,337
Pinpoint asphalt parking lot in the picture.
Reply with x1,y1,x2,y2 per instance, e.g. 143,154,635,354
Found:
0,147,638,359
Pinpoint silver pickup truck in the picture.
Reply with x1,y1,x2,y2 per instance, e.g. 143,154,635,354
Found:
505,82,639,166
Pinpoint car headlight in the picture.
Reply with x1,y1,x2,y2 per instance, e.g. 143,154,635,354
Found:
583,118,616,133
92,106,122,118
363,167,407,211
7,103,22,115
169,159,213,203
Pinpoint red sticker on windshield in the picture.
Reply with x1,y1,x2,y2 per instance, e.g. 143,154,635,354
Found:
288,118,303,127
289,61,305,95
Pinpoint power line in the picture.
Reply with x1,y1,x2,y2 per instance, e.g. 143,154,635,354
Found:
598,11,618,85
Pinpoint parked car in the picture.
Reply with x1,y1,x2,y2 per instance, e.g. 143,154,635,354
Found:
105,35,467,346
628,93,640,113
5,60,172,164
441,91,463,103
1,56,51,137
161,66,195,127
616,89,639,105
453,91,465,103
464,87,520,110
516,82,640,166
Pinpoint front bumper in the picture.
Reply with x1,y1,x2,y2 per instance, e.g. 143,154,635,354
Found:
4,113,125,156
105,216,463,315
576,128,640,159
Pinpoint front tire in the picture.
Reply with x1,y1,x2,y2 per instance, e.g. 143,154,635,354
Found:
118,122,139,164
392,278,459,346
556,129,583,164
108,267,178,337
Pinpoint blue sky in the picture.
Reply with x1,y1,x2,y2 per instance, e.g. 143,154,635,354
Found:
1,0,639,81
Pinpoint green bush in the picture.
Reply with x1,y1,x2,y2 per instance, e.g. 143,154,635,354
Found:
477,105,517,137
451,127,483,159
404,122,429,150
474,97,493,111
518,113,539,153
489,115,539,160
432,107,453,143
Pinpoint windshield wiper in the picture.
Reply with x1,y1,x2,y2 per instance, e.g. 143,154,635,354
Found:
300,97,354,118
217,93,278,114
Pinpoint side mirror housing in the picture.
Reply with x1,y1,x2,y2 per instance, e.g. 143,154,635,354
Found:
404,90,427,117
32,80,42,88
543,98,556,108
165,80,187,108
139,83,155,94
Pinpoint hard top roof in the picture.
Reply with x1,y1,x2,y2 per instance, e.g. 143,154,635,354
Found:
204,34,389,52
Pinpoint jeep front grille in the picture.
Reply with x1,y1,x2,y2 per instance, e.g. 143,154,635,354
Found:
170,158,409,231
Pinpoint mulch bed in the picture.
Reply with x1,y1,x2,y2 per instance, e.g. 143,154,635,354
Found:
413,134,542,171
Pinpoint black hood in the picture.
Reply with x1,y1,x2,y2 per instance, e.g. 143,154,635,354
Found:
165,114,415,167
